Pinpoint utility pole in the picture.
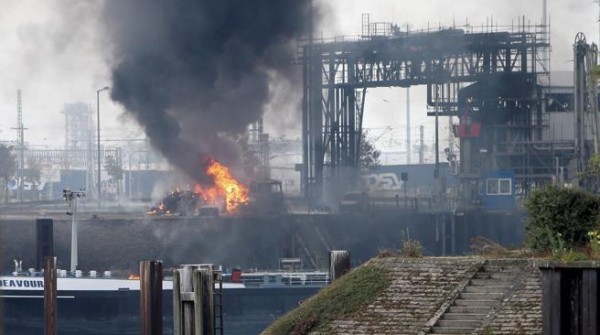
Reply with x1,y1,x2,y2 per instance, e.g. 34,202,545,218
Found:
12,90,27,203
406,88,411,164
96,86,109,205
63,189,86,272
596,0,600,45
419,125,425,164
434,86,440,205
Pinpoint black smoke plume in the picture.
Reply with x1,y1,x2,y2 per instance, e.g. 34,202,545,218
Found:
102,1,316,183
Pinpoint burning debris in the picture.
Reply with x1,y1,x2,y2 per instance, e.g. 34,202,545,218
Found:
148,159,289,217
147,188,200,216
194,159,249,213
148,158,249,216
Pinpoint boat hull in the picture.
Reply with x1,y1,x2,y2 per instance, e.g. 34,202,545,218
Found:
1,285,321,334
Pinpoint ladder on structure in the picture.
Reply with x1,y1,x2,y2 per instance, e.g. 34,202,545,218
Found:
213,270,224,335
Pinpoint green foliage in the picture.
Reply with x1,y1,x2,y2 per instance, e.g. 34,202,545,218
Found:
400,229,423,257
359,129,381,172
525,185,600,253
401,238,423,258
0,145,16,203
588,229,600,257
22,158,41,184
104,155,124,181
264,265,391,335
554,249,588,262
580,154,600,192
0,144,16,181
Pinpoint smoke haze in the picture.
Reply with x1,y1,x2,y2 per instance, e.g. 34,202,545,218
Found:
102,1,317,183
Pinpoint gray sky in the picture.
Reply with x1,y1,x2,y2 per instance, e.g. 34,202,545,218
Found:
0,0,597,163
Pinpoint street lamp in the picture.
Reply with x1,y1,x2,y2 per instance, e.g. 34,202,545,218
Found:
97,86,109,203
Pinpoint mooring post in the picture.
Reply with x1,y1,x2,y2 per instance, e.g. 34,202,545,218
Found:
173,266,195,335
329,250,351,282
36,218,54,271
182,265,195,334
173,270,182,335
192,270,204,335
140,260,163,335
198,268,215,335
44,256,57,335
174,265,216,335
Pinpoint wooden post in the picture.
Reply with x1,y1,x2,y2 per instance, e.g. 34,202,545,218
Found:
173,266,196,335
329,250,351,282
36,218,54,271
192,270,204,335
173,270,183,335
140,260,163,335
44,256,57,335
198,269,214,335
173,265,216,335
540,262,600,335
182,266,194,335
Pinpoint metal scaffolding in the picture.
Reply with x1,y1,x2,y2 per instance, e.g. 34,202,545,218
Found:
300,18,549,201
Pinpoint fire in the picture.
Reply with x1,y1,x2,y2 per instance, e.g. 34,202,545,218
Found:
194,159,249,213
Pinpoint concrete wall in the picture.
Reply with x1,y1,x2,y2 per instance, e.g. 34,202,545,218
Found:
0,210,525,273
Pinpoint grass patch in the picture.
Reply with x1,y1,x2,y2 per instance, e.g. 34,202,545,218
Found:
263,265,391,335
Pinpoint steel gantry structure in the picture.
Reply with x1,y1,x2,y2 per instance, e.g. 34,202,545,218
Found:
301,22,548,201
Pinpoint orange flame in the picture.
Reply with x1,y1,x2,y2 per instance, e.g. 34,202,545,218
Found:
194,159,248,213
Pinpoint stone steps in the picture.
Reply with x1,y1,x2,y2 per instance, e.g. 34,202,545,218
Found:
437,319,482,328
447,306,491,314
460,292,504,300
427,261,525,335
464,285,509,293
473,272,518,280
453,299,498,307
441,312,487,320
469,279,512,287
430,326,477,334
482,265,523,273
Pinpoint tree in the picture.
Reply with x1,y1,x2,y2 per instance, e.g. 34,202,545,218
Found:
358,129,381,172
0,144,17,203
579,154,600,193
104,155,124,195
22,158,41,185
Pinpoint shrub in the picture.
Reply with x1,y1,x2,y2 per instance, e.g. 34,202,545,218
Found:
525,185,600,253
401,238,423,257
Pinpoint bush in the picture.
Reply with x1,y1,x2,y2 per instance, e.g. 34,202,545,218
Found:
401,239,423,257
525,185,600,253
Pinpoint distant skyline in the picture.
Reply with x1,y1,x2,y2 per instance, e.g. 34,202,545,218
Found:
0,0,597,161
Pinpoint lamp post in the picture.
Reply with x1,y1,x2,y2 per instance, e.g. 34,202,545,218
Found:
97,86,109,204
